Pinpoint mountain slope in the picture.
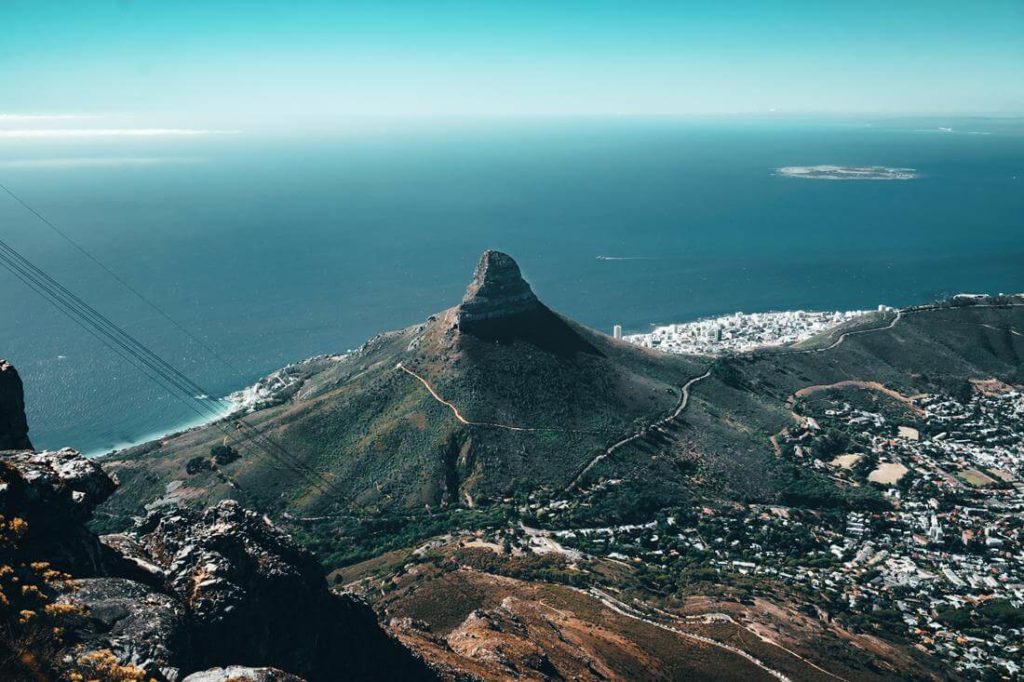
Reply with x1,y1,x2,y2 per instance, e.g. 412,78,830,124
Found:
72,258,1024,681
101,251,704,519
100,255,1024,533
566,301,1024,517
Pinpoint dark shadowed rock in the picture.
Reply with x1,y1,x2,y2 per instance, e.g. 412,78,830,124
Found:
456,250,542,327
100,531,169,585
59,577,190,681
0,448,118,574
135,500,436,681
0,359,32,450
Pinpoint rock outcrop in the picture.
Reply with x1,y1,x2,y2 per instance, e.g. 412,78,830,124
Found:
456,250,542,328
0,448,117,574
132,501,433,681
0,448,435,681
0,359,31,450
454,250,599,357
57,577,191,679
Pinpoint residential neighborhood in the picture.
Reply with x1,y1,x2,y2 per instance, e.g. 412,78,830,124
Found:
512,381,1024,678
623,309,875,355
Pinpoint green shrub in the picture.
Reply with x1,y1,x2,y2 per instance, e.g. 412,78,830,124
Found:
210,444,239,465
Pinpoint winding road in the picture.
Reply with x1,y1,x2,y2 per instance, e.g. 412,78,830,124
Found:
582,586,794,681
801,309,902,353
564,367,713,493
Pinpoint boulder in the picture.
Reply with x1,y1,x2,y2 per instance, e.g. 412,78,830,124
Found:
1,448,116,516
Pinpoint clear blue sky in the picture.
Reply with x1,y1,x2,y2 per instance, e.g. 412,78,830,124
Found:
2,0,1022,129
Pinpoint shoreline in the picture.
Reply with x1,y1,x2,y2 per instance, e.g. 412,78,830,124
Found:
87,397,238,459
91,353,346,459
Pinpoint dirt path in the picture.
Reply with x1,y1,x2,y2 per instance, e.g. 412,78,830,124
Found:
583,587,795,681
771,379,927,457
397,362,474,425
397,362,583,433
642,604,848,682
564,368,712,493
800,309,902,353
791,380,928,416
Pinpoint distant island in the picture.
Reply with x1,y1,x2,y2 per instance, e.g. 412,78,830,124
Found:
776,164,918,180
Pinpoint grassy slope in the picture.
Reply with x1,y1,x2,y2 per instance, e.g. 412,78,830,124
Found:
431,311,705,501
100,305,705,525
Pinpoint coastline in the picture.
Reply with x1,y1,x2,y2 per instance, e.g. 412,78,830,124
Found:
92,352,347,459
88,397,237,459
621,307,879,356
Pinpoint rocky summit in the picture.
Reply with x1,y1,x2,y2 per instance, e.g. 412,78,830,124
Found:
452,250,602,356
0,359,31,450
455,249,542,329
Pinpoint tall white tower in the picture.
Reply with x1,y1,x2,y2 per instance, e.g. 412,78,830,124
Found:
613,324,622,339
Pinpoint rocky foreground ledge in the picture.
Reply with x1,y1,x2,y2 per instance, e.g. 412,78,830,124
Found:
0,447,434,681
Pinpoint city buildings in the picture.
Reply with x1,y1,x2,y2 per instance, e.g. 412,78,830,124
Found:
623,309,872,355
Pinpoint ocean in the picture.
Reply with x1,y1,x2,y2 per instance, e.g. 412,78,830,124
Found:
1,118,1021,455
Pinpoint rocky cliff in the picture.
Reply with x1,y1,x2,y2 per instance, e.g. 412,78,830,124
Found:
119,500,432,680
0,444,434,681
0,359,31,450
453,250,600,357
456,249,543,328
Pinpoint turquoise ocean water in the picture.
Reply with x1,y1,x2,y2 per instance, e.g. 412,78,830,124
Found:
0,119,1021,454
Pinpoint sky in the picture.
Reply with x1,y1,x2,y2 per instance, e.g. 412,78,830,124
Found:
1,0,1023,131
